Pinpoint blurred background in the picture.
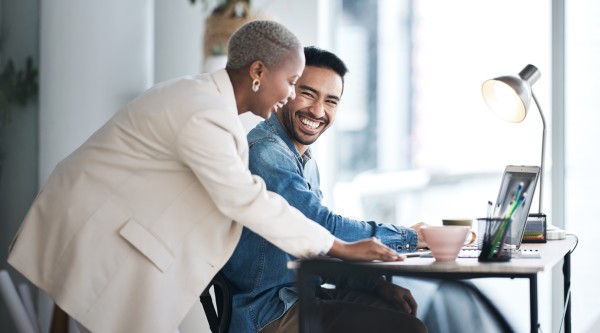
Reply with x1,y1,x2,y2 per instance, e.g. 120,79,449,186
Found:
1,0,598,332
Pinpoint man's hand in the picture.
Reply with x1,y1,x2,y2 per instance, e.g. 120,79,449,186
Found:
410,222,430,249
374,279,418,316
328,237,405,262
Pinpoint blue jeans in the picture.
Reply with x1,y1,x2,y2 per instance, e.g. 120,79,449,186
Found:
260,286,427,333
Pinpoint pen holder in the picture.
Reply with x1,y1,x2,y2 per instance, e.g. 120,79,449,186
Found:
477,217,512,262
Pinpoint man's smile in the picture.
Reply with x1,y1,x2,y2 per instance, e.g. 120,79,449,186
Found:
298,114,324,134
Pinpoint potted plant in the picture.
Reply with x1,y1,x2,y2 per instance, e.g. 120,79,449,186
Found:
0,54,38,176
0,56,38,127
190,0,253,56
190,0,251,16
190,0,263,70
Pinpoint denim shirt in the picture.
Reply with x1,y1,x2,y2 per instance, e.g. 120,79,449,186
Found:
221,115,418,333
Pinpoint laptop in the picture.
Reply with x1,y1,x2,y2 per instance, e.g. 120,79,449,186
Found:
492,165,540,250
416,165,541,259
456,165,540,258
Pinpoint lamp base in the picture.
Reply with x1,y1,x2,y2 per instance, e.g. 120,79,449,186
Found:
547,224,567,240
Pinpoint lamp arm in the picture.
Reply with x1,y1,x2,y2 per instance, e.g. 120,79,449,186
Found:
532,92,546,214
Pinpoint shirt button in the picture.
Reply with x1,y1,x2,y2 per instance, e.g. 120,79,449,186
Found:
406,244,410,249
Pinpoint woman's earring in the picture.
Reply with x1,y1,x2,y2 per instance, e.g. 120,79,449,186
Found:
252,79,260,93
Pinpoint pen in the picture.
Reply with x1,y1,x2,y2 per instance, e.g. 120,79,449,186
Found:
506,193,527,219
400,251,431,258
493,202,501,218
490,191,527,258
514,182,524,202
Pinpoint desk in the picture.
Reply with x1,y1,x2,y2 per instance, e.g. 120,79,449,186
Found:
290,236,576,333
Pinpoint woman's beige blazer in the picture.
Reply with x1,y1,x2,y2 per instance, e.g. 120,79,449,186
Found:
7,69,333,333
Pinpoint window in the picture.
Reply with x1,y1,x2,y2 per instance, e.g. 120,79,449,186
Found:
565,1,600,331
328,0,551,227
317,0,600,331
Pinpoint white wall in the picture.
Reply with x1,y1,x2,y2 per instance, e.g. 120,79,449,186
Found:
39,0,154,184
154,0,203,82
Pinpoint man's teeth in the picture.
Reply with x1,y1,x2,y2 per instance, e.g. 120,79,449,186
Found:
301,117,319,129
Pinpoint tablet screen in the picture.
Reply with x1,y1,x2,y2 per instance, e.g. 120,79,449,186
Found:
494,166,540,248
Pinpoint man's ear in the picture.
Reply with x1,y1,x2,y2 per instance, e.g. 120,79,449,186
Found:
248,60,266,81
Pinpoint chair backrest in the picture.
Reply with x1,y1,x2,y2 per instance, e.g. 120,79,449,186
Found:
422,280,514,333
200,272,232,333
0,269,39,333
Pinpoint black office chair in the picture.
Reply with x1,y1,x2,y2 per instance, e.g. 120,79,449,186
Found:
200,272,232,333
422,280,514,333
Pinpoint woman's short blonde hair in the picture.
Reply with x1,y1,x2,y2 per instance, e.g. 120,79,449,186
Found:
226,20,301,69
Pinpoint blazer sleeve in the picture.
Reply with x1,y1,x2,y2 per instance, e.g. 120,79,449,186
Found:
175,111,334,258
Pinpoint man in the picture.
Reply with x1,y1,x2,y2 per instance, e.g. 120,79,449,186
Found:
222,46,427,333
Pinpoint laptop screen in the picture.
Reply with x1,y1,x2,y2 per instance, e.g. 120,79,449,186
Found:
494,165,540,248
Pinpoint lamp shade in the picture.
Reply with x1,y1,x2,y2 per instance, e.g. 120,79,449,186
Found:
481,64,541,123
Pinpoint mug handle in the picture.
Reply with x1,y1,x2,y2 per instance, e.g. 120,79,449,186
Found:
464,230,477,246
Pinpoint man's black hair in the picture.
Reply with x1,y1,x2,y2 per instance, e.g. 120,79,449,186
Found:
304,46,349,93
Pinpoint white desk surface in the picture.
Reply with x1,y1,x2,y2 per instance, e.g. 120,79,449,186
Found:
288,235,577,275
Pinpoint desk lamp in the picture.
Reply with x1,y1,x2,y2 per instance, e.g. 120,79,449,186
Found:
481,64,546,214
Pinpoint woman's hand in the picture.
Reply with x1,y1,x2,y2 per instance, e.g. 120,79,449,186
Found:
374,279,419,316
327,237,405,262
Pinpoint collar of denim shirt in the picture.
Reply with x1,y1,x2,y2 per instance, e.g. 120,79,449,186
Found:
263,114,313,166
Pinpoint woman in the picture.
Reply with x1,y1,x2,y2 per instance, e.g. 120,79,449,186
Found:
7,20,401,333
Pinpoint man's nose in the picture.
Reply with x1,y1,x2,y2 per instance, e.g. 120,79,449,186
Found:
309,101,325,117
